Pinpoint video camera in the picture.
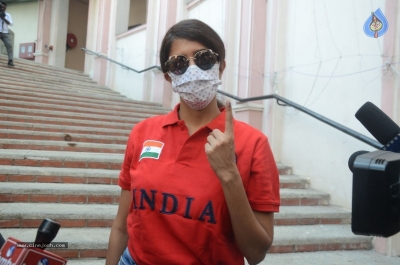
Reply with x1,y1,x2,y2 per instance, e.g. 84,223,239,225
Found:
349,102,400,237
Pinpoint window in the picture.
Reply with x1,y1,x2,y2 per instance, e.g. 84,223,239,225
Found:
128,0,147,30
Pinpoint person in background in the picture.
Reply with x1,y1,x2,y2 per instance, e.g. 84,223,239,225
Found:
106,19,280,265
0,1,13,67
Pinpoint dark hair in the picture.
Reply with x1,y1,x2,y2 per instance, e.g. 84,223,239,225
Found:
160,19,225,73
0,2,6,6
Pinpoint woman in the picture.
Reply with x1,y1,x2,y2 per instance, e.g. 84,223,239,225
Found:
106,19,280,265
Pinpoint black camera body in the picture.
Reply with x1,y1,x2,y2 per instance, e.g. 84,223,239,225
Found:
352,150,400,237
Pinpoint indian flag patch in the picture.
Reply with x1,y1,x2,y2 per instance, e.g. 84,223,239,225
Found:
139,140,164,161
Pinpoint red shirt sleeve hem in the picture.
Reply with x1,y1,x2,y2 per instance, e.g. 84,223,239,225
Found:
118,178,130,190
250,203,280,213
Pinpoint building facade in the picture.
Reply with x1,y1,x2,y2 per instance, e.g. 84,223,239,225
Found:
4,0,400,256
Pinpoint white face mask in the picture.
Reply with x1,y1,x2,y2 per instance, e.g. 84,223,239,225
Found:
168,64,221,110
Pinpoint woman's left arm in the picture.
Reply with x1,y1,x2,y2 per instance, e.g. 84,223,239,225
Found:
205,101,276,265
219,170,274,265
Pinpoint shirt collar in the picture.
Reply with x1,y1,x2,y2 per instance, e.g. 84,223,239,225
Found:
162,103,231,132
162,104,180,127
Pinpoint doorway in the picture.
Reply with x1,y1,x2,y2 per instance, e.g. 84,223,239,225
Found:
65,0,89,72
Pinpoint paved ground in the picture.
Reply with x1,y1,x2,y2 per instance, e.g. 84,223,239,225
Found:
66,250,400,265
259,250,400,265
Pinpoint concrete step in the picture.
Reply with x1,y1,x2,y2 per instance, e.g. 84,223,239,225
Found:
270,224,372,253
2,65,111,89
0,203,349,228
0,225,372,259
0,149,297,178
0,55,91,77
0,94,170,115
279,175,309,189
0,129,128,144
275,206,350,225
0,203,117,228
0,121,131,137
0,82,160,108
277,163,292,175
66,259,106,265
2,72,116,96
0,105,155,123
0,61,94,84
280,188,330,206
0,166,298,185
0,84,132,105
0,182,121,204
0,166,119,184
0,113,137,130
0,182,327,206
0,87,166,110
0,139,126,153
262,250,400,265
0,55,88,74
66,250,400,265
4,67,98,86
0,149,123,170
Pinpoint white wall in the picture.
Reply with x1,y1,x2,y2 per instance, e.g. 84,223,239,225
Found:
113,28,147,99
6,2,39,60
187,0,225,38
276,0,389,208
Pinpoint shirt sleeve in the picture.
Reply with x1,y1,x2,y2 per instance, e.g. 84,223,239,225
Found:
247,138,280,212
7,13,12,26
118,130,135,190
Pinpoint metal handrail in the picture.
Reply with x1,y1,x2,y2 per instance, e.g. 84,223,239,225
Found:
81,48,161,73
217,90,381,149
82,47,380,149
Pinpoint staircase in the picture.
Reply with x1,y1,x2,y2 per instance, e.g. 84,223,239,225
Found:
0,56,398,265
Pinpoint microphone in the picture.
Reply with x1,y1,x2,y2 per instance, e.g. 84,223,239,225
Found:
0,233,5,249
355,101,400,152
0,219,67,264
34,219,61,250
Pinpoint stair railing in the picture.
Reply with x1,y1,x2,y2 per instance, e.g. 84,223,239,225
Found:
81,48,161,73
217,90,381,149
82,47,380,149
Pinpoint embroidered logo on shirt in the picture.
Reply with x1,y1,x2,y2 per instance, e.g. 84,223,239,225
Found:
140,140,164,161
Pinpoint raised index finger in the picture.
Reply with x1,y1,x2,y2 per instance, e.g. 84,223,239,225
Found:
225,100,234,137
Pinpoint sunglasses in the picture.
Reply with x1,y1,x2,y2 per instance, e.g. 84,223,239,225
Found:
165,49,219,75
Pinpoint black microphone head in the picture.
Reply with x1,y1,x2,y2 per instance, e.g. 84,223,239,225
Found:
348,150,369,173
38,218,60,235
0,233,5,250
34,219,60,249
355,102,400,145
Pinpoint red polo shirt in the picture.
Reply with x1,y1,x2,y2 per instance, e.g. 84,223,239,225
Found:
119,104,280,265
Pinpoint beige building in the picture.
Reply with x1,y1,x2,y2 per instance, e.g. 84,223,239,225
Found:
2,0,400,257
